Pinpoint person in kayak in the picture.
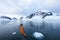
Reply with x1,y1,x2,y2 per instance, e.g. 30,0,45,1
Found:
19,24,28,39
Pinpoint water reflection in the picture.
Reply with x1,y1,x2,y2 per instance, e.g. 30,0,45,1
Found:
27,20,54,32
0,20,11,24
0,20,60,40
24,20,60,40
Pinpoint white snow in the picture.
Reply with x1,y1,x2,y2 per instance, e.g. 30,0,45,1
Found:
27,16,60,22
12,32,16,35
33,32,44,39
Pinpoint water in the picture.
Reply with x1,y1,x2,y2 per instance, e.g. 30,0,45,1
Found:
0,20,60,40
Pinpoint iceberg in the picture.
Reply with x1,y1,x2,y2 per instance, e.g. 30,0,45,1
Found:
32,32,44,40
12,32,16,35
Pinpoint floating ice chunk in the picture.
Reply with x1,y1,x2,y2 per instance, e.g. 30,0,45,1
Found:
12,32,16,35
32,32,44,39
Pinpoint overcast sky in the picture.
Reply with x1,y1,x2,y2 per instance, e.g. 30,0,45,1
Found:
0,0,60,18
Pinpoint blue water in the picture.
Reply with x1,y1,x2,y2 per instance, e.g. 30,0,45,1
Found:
0,20,60,40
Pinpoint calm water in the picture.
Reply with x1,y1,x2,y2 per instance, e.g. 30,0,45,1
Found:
0,20,60,40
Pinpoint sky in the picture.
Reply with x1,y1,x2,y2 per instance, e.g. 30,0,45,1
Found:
0,0,60,18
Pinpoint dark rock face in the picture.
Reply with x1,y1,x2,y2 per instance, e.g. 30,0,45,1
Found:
29,14,34,19
42,12,53,18
20,17,23,20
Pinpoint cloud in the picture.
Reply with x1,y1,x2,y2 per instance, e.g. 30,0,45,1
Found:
43,0,60,8
0,0,60,18
0,0,33,18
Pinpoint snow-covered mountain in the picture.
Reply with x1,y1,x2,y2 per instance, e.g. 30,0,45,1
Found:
12,18,17,20
0,16,18,24
0,16,18,20
0,16,12,20
26,11,53,19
